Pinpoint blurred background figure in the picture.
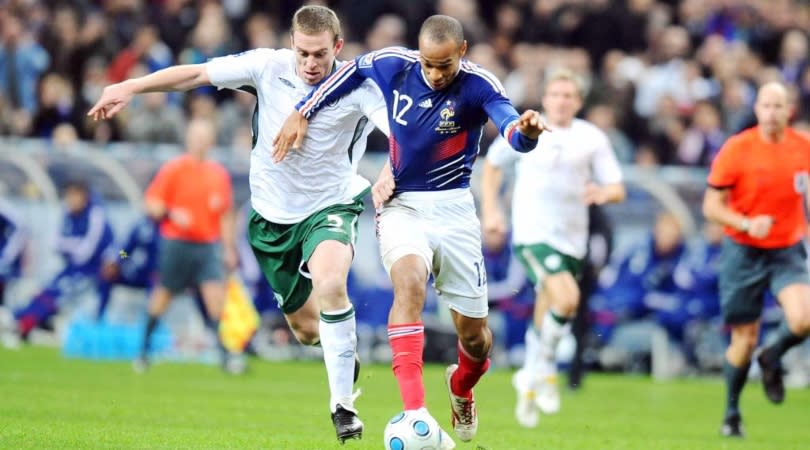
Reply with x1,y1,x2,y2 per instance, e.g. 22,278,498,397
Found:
0,197,29,308
135,118,239,374
3,180,114,346
589,211,686,372
98,216,160,317
568,204,614,390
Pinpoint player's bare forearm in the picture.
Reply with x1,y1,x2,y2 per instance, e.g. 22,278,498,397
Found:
702,188,747,230
603,183,626,203
88,65,210,120
130,64,210,94
220,207,237,251
220,207,238,270
143,199,167,222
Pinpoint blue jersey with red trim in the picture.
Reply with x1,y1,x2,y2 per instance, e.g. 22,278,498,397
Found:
298,47,536,192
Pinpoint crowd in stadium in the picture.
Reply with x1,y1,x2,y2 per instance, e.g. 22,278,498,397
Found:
2,0,810,163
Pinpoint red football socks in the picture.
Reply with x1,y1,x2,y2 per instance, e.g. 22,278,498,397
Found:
451,341,490,398
388,323,425,410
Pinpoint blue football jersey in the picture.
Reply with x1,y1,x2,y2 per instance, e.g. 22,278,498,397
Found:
298,47,536,193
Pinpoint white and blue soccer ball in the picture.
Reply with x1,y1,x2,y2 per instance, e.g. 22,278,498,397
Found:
383,409,443,450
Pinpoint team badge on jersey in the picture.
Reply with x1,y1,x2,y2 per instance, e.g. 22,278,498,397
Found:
436,100,460,134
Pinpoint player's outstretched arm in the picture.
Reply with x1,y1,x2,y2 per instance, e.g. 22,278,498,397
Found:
87,64,210,121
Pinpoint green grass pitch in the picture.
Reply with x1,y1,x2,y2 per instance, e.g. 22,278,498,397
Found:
1,347,808,449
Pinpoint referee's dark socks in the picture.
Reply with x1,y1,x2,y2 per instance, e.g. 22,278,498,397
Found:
142,315,159,356
760,322,805,366
724,358,750,417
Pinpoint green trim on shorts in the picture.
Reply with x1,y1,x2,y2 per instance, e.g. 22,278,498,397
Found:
514,243,583,286
248,192,367,314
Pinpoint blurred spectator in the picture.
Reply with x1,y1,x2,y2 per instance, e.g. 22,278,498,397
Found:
0,11,49,130
243,12,279,50
6,180,114,341
366,14,407,50
634,26,705,119
0,198,28,307
178,3,235,98
720,77,756,133
676,101,726,166
667,222,723,341
30,73,83,139
778,29,808,84
590,211,686,347
148,0,198,56
99,216,160,313
586,103,635,164
125,88,186,144
107,24,172,84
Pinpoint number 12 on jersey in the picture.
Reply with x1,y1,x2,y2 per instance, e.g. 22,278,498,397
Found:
392,90,412,126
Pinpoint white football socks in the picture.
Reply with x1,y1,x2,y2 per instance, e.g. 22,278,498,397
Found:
320,305,358,413
537,310,571,375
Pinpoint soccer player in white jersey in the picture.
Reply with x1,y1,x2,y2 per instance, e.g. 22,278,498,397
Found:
481,69,626,428
87,6,388,443
274,16,548,446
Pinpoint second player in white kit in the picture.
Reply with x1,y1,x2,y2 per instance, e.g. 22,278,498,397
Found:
482,69,625,428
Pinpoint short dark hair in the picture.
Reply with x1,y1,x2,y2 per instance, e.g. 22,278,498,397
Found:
419,15,464,46
291,5,341,43
64,179,90,195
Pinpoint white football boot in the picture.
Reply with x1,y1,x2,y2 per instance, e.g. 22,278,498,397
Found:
535,372,561,414
512,369,539,428
445,364,478,442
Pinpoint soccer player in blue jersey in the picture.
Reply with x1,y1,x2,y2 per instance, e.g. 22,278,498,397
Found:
274,15,547,444
5,181,114,343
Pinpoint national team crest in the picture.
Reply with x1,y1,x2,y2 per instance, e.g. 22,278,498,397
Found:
436,100,460,134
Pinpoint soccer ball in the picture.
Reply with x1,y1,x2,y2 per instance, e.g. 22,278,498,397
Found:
383,409,443,450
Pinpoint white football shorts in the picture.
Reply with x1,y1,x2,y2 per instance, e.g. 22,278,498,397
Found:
376,188,488,318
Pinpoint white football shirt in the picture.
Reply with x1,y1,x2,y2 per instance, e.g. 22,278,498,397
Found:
486,118,622,258
206,48,389,223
